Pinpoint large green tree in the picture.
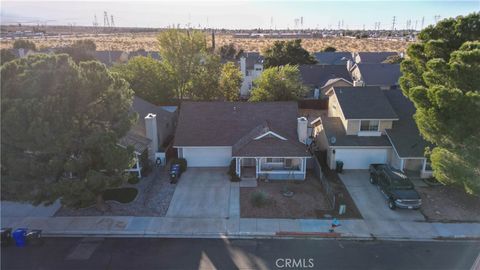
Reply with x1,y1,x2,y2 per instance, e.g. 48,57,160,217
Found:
1,49,16,65
112,56,174,104
399,12,480,195
190,54,222,100
263,39,317,68
1,54,136,210
13,39,36,51
249,64,306,101
219,62,243,101
58,39,97,63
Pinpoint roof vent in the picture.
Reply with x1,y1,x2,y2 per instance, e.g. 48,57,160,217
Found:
330,136,337,145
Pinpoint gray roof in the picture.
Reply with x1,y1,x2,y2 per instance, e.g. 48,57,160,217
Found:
320,114,392,147
384,89,430,158
129,96,173,138
313,52,353,65
357,52,398,63
95,51,124,66
299,65,352,88
174,102,309,157
333,86,398,119
128,50,161,60
118,132,150,154
242,52,263,70
356,63,402,87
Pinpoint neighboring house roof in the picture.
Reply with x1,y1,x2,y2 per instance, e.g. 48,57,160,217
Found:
118,132,151,154
242,52,264,70
174,102,309,157
95,51,124,66
355,63,402,87
319,113,392,147
321,78,353,91
129,96,173,138
313,52,353,65
128,50,161,60
384,89,430,158
299,65,352,88
333,86,398,119
356,52,398,63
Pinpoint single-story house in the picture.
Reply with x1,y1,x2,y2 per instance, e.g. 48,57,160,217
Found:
353,52,399,64
119,96,177,177
299,65,352,98
313,52,353,65
350,63,402,90
173,102,311,180
312,86,432,178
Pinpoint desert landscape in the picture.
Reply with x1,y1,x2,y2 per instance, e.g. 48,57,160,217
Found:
0,32,411,53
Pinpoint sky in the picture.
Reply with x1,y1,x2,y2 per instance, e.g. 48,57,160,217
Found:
1,0,479,30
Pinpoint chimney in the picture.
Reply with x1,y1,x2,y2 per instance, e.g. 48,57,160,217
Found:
145,113,158,160
297,117,308,144
239,56,247,76
346,59,353,71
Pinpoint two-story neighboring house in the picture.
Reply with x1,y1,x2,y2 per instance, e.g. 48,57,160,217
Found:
349,63,402,90
299,65,353,98
239,52,264,98
312,86,432,178
313,52,354,65
352,52,399,64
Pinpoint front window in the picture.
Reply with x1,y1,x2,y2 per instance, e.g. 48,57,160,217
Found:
360,120,379,131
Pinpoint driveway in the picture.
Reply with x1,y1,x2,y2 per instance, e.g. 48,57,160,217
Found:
339,170,425,222
166,168,232,218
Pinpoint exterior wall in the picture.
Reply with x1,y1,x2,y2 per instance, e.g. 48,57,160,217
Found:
379,120,393,133
330,147,391,169
158,114,176,150
328,93,348,131
346,120,360,135
404,158,424,171
321,80,352,96
351,66,362,81
180,147,232,167
258,172,305,180
313,124,329,150
389,150,403,170
240,75,253,97
259,157,301,170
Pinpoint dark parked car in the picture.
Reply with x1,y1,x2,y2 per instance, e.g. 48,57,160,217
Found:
369,164,422,210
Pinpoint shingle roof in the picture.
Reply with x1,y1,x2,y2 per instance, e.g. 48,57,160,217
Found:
356,63,402,87
357,52,398,63
313,52,353,65
320,114,392,147
173,102,309,157
384,89,430,158
299,65,352,88
129,96,173,138
95,51,124,66
241,52,263,70
333,86,398,119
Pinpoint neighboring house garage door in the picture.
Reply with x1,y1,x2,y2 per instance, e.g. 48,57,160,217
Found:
335,148,390,169
181,147,232,167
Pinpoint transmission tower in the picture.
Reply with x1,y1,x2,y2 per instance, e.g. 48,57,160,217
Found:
391,16,396,31
414,20,418,30
110,15,115,28
421,16,425,29
406,19,411,30
103,11,110,27
300,16,303,28
434,15,441,23
93,14,98,27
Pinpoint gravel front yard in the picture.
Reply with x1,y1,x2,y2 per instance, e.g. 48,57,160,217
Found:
417,185,480,222
240,173,361,219
55,168,176,217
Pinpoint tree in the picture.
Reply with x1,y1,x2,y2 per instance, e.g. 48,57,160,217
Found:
217,43,243,60
157,29,207,100
1,54,136,210
13,39,36,51
249,64,306,101
263,39,317,68
399,12,480,195
382,54,403,64
189,54,222,100
112,56,174,104
58,39,96,63
323,46,337,52
1,49,16,65
219,62,243,101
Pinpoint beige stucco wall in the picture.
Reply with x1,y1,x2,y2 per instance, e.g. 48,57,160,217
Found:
379,120,393,133
351,67,362,81
346,120,360,135
313,124,330,150
321,80,352,96
328,93,349,131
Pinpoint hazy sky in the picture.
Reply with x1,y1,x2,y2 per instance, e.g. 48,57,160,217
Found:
1,0,479,30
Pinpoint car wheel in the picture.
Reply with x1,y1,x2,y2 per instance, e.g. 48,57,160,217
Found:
369,176,375,184
388,199,396,210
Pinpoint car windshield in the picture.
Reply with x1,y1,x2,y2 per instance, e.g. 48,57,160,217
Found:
390,171,413,189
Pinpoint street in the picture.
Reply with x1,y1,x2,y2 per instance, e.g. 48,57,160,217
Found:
1,237,479,270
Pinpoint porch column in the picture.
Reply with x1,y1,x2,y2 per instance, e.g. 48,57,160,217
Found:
255,158,260,178
302,157,307,179
136,154,142,178
236,158,241,176
421,158,427,172
400,158,405,172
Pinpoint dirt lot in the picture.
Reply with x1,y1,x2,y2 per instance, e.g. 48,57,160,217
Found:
417,185,480,222
240,173,362,219
0,33,410,53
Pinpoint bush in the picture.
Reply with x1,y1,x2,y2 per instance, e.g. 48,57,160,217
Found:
227,159,240,181
172,158,187,172
103,188,138,203
128,174,140,185
250,191,269,208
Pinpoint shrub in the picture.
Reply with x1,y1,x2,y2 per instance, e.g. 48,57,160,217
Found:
103,188,138,203
172,158,187,172
250,191,269,208
128,174,140,185
227,159,241,181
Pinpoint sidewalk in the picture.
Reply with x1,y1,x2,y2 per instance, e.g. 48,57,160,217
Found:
2,215,479,240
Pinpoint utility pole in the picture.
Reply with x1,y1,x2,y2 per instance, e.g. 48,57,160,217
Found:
414,20,418,30
434,15,441,24
103,11,110,28
421,16,425,29
110,15,115,28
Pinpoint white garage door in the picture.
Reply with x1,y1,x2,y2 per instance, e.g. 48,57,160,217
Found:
181,147,232,167
335,148,390,169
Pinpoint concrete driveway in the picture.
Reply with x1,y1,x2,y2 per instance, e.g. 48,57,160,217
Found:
339,170,425,222
166,168,232,218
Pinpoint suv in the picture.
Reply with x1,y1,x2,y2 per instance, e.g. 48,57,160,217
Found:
369,164,422,210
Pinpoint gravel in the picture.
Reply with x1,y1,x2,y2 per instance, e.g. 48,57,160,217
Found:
55,168,176,217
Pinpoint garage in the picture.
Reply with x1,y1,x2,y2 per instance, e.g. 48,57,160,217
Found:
332,148,391,169
179,147,232,167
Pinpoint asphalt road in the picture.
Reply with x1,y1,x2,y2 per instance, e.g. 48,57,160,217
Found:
2,237,479,270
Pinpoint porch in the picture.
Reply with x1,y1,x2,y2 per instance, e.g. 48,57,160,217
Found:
234,157,308,181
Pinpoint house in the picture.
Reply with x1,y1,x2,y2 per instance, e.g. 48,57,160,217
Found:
173,102,311,180
313,52,353,65
239,52,264,97
299,65,352,97
353,52,399,64
128,50,161,61
95,51,129,66
119,96,177,177
312,86,432,178
350,63,401,90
